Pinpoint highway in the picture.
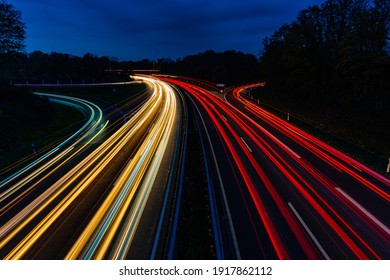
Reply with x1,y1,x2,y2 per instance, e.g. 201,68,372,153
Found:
0,75,388,260
160,77,389,259
0,77,184,259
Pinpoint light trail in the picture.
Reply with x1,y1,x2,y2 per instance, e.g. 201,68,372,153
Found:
233,84,390,201
229,83,390,259
2,75,387,259
0,94,105,221
0,78,180,259
0,93,103,188
161,77,389,259
161,78,294,259
65,77,178,259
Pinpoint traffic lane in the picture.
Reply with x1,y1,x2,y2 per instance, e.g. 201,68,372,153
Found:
158,78,389,259
0,95,146,228
22,126,154,259
228,90,389,194
206,98,337,259
0,142,101,227
126,86,184,260
169,80,326,259
187,90,276,259
192,87,388,259
227,93,389,230
63,76,178,260
173,83,274,258
0,85,160,259
226,92,389,258
3,91,155,259
184,85,313,259
0,122,150,259
222,112,385,259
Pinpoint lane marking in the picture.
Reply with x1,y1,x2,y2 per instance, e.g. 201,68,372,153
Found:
254,122,301,159
222,115,228,122
336,187,390,235
351,164,362,172
288,202,331,260
240,137,252,153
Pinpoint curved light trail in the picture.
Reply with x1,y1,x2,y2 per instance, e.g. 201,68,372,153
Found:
0,78,180,260
65,77,178,259
0,94,105,220
1,75,387,260
0,93,104,187
161,77,389,260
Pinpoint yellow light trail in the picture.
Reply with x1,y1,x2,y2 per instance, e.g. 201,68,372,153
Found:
0,93,103,189
0,76,179,260
66,77,177,259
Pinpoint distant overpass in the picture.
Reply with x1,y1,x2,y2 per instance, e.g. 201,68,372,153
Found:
104,69,160,75
132,69,160,75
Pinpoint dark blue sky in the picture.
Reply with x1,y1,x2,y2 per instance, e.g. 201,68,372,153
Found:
13,0,326,61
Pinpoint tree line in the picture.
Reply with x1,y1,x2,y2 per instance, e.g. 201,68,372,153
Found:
1,0,389,109
156,50,260,85
1,50,260,86
259,0,389,112
1,51,129,84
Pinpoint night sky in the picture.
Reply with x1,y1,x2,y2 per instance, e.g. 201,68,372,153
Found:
13,0,326,61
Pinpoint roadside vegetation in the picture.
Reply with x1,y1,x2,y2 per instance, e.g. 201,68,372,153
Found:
0,82,146,175
255,0,389,174
0,85,84,172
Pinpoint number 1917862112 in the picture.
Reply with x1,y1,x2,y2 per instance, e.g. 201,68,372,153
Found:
212,266,272,276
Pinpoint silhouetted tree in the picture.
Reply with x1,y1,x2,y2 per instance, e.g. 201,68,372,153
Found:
259,0,390,110
0,0,26,54
0,1,26,82
164,50,259,85
260,24,290,92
